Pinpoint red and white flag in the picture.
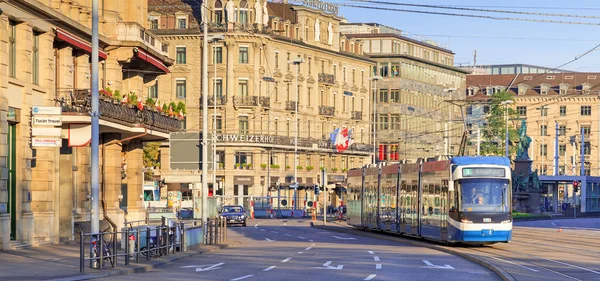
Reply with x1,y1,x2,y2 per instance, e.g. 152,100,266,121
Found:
121,95,128,104
168,105,174,117
178,109,184,119
137,97,144,110
154,99,160,110
335,127,349,152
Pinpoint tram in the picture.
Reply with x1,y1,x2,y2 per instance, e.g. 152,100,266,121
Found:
346,156,512,244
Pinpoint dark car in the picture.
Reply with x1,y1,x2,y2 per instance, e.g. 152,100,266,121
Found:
220,205,247,226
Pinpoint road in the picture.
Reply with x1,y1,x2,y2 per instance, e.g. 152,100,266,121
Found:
101,219,500,281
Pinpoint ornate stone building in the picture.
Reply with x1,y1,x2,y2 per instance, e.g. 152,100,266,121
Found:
149,0,374,210
0,0,180,249
340,23,467,162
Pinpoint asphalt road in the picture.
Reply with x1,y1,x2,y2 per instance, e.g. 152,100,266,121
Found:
101,219,500,281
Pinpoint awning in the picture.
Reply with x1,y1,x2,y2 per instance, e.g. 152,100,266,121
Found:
134,48,170,73
54,28,107,60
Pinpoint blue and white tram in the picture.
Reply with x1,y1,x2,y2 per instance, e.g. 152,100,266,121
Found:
346,156,512,244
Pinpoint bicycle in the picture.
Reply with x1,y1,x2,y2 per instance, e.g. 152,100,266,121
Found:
141,228,175,258
90,233,113,268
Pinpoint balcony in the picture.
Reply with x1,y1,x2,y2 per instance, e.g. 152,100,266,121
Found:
207,95,227,106
285,101,298,111
318,73,335,85
319,106,335,116
351,111,362,120
116,22,169,57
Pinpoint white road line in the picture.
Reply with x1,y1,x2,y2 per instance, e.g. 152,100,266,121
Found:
285,234,293,236
376,264,382,270
231,274,253,281
309,240,314,242
373,256,380,262
263,266,276,272
284,223,288,226
305,247,312,251
311,243,316,246
260,229,266,232
282,258,291,263
254,223,259,228
271,231,279,233
538,257,600,275
364,274,377,281
490,257,538,272
298,236,306,239
368,251,375,255
298,252,303,254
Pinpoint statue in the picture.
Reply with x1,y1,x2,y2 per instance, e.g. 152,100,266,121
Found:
254,0,262,25
225,0,236,23
530,169,541,191
516,119,532,160
327,22,333,45
315,19,320,42
262,1,269,26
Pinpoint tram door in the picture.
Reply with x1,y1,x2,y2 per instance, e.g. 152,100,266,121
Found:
440,180,449,241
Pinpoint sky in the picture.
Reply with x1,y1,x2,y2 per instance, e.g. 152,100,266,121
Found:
328,0,600,72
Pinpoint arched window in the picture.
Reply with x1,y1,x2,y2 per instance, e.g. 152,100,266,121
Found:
238,0,249,27
305,19,309,41
214,0,223,25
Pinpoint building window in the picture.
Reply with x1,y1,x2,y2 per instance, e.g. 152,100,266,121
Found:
149,18,159,29
215,116,223,133
379,115,388,130
584,142,591,155
238,0,249,26
176,47,186,64
307,88,312,106
379,65,388,77
390,90,399,103
559,125,566,136
214,46,223,63
540,144,547,157
333,65,337,81
213,79,223,97
239,47,249,63
234,152,252,167
287,52,291,71
238,80,248,97
9,20,16,78
148,83,158,99
517,106,527,116
181,117,187,130
33,32,40,84
274,83,279,101
560,106,566,116
239,116,249,134
214,0,223,24
343,67,346,83
559,144,566,157
540,107,548,116
379,90,388,103
176,80,187,99
177,17,187,29
466,106,473,115
308,57,312,76
581,105,591,116
390,114,400,130
582,126,591,136
275,52,279,69
352,69,355,84
540,125,547,136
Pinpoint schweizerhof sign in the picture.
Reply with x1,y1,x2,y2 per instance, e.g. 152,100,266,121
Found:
303,0,339,14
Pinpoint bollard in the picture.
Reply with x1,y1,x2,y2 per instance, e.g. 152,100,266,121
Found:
80,231,85,273
182,224,187,252
146,228,151,261
136,228,141,263
125,228,130,265
128,229,136,260
99,232,104,269
157,226,162,256
112,230,117,268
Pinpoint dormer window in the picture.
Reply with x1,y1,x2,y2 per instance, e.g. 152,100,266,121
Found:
540,84,550,95
149,16,159,29
485,86,492,95
467,87,474,96
559,83,570,95
582,83,592,95
518,84,529,95
177,17,187,29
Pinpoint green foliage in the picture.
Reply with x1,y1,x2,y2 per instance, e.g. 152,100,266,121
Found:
332,167,338,172
270,164,280,169
169,101,177,111
306,166,314,171
297,166,303,170
145,98,155,106
480,92,519,156
143,142,161,169
261,163,267,169
162,103,168,111
128,92,138,105
176,101,187,114
113,90,122,101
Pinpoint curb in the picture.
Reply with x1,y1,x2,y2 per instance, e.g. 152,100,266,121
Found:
46,241,240,281
310,222,515,281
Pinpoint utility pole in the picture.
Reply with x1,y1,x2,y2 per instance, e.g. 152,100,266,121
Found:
90,0,100,234
370,76,382,164
201,3,209,222
537,105,548,174
477,127,481,156
580,127,585,176
554,121,559,176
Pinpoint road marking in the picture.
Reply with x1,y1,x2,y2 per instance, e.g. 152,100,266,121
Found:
298,252,303,254
490,257,539,272
538,257,600,275
192,263,225,272
271,231,279,233
265,238,275,242
263,266,276,272
364,274,377,280
309,240,314,242
422,260,454,269
312,261,344,270
368,251,375,255
373,256,380,262
260,229,266,232
285,234,293,236
254,223,259,228
376,264,382,270
311,243,316,246
231,275,253,281
298,236,306,239
305,247,312,251
332,236,356,240
284,223,288,226
282,258,291,263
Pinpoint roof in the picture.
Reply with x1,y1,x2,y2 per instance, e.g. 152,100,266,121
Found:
450,156,511,167
466,73,600,98
345,33,454,54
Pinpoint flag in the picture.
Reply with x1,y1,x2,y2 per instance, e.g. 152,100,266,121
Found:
121,95,128,104
137,97,144,110
329,128,340,146
154,99,160,110
178,109,184,119
347,128,354,146
168,105,174,117
335,127,349,152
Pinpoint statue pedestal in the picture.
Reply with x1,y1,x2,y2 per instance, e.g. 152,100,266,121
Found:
513,158,532,176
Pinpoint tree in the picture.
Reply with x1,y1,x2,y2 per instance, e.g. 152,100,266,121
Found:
143,142,161,180
480,92,519,156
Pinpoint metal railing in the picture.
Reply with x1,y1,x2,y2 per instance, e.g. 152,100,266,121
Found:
203,217,227,245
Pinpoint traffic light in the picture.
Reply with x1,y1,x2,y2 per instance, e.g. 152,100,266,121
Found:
314,185,320,195
573,181,580,193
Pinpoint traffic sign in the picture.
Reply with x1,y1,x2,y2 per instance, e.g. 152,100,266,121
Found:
169,132,213,170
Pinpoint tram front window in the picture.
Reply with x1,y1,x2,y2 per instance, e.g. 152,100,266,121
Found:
458,178,509,213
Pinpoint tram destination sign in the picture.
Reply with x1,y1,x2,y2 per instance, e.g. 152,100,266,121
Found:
462,167,505,178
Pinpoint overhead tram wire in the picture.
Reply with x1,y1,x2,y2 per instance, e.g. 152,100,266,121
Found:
347,0,600,19
335,4,600,26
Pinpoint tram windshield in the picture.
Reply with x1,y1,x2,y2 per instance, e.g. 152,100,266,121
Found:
458,178,509,213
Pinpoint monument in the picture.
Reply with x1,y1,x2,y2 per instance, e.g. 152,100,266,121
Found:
511,119,542,213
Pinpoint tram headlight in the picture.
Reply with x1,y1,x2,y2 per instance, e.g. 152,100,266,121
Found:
460,219,473,224
500,220,511,224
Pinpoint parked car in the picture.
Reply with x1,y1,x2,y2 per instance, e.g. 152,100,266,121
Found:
220,205,247,226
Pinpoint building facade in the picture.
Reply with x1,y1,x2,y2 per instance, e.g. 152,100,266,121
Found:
467,73,600,176
0,0,180,250
149,0,374,210
341,23,467,162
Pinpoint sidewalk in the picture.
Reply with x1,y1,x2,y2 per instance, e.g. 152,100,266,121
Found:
0,241,237,281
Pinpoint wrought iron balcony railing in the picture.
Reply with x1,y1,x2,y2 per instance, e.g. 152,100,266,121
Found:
351,110,362,120
207,95,228,106
233,96,259,107
318,73,335,85
319,105,335,116
285,101,298,111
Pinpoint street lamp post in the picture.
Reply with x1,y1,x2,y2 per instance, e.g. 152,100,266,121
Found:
262,76,275,199
288,58,304,212
500,100,514,158
370,75,383,164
